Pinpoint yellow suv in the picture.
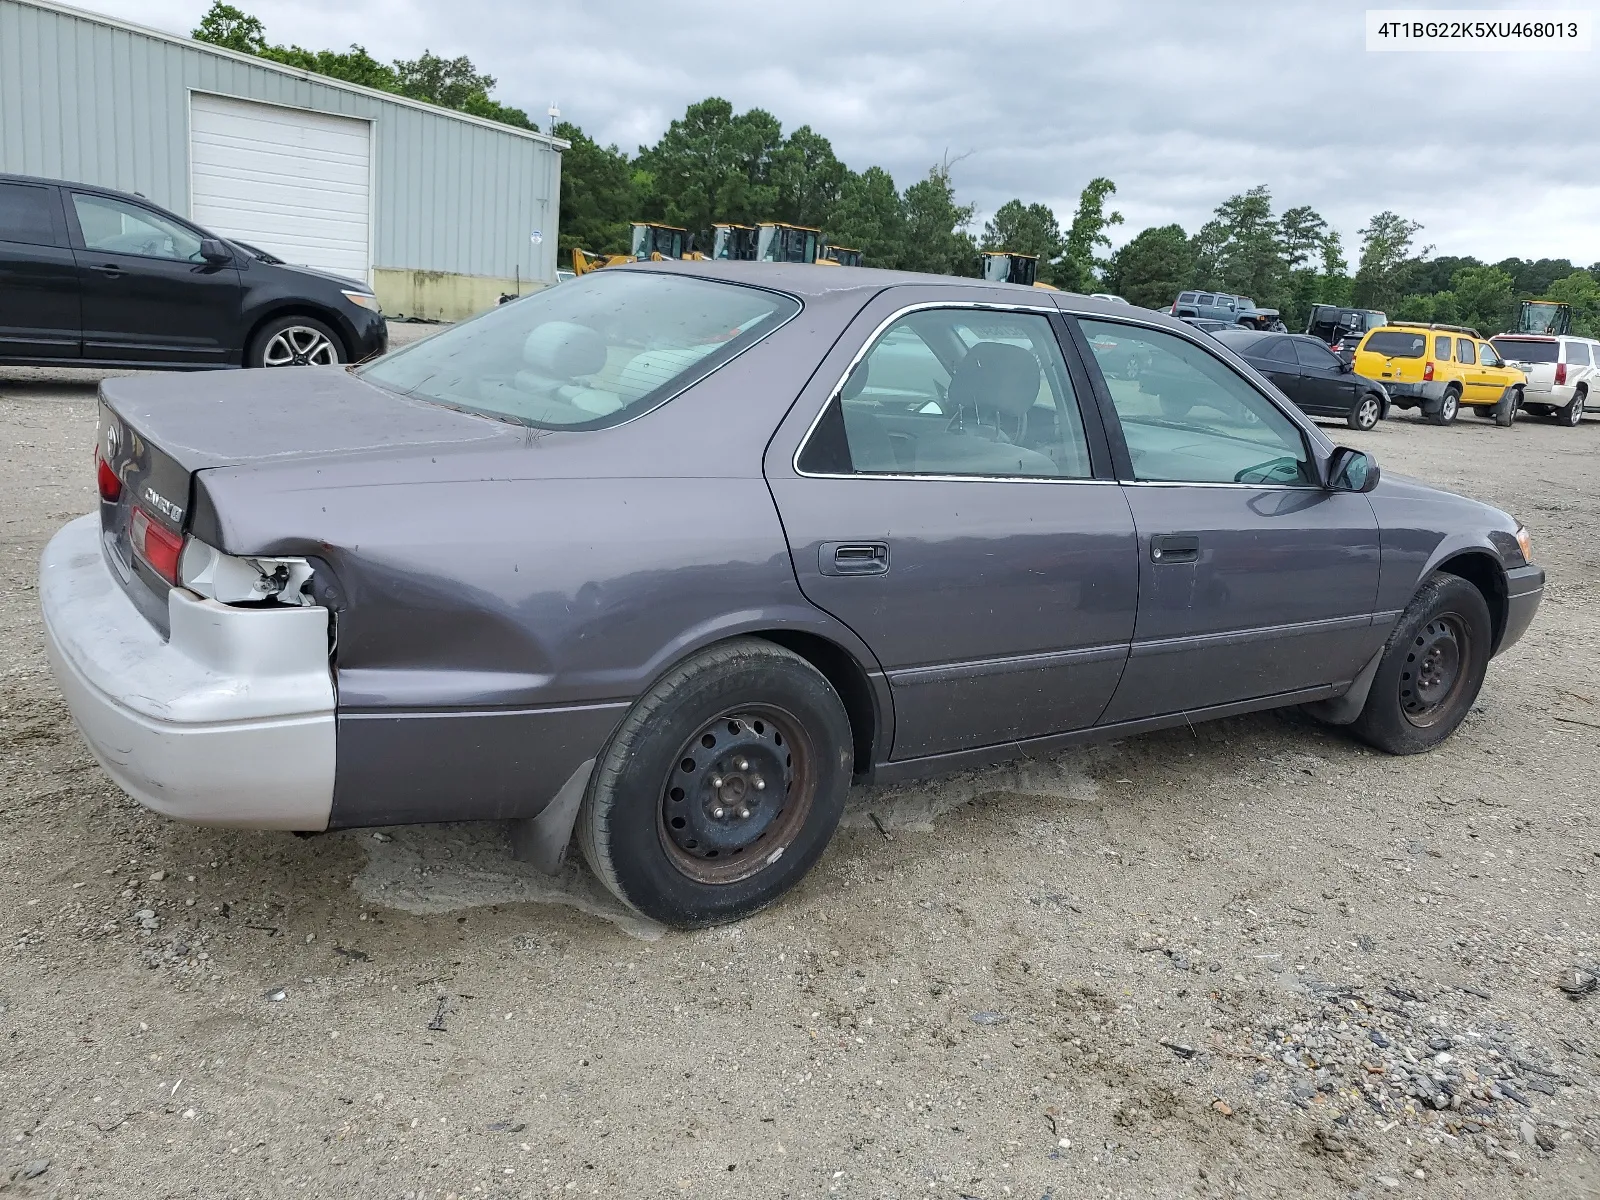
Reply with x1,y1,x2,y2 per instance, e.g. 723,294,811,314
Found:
1352,323,1526,426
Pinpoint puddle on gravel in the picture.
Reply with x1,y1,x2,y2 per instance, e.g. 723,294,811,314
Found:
350,823,665,942
351,751,1102,940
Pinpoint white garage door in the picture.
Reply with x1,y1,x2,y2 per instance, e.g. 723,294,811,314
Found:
190,93,371,283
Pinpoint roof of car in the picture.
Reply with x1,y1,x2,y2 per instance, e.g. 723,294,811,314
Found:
1,171,173,212
626,260,1159,320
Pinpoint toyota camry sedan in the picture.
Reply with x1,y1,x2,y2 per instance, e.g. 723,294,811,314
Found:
40,264,1544,928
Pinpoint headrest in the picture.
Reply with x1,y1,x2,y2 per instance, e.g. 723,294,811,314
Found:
840,356,871,401
523,321,606,379
946,341,1042,418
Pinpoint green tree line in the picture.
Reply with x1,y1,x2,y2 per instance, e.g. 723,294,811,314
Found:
196,2,1600,332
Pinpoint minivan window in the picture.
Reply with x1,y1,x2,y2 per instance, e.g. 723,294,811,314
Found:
1364,331,1426,357
1491,338,1559,364
0,182,58,247
360,271,800,431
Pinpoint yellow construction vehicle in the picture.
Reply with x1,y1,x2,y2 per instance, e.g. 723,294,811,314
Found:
712,223,759,260
819,244,863,267
980,251,1059,290
571,222,692,275
756,223,822,264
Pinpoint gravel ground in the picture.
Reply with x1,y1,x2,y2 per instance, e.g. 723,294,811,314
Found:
3,362,1600,1199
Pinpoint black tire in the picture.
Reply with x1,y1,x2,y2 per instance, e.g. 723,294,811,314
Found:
246,315,347,368
1493,387,1521,427
1349,572,1493,755
1561,388,1587,427
1426,387,1460,426
1348,392,1383,431
576,638,853,928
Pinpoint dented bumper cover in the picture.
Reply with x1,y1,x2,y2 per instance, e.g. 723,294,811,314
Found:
39,515,336,829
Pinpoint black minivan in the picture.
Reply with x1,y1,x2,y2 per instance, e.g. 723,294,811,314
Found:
0,173,387,369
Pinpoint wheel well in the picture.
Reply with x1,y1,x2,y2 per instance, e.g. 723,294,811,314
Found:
1434,552,1508,651
244,305,352,360
755,630,878,775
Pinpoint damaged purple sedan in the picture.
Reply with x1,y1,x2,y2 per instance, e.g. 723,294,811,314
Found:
40,263,1543,927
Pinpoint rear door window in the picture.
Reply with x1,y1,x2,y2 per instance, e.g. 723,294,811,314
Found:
1434,336,1450,358
1364,331,1427,357
1456,338,1474,363
1262,337,1297,364
0,181,60,246
798,308,1093,479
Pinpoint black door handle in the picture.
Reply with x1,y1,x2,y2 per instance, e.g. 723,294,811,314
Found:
93,264,123,278
1150,533,1199,564
819,541,889,576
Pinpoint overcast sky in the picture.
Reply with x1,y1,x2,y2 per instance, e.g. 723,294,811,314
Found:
86,0,1600,265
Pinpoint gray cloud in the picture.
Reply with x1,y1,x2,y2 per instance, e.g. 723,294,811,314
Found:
93,0,1600,262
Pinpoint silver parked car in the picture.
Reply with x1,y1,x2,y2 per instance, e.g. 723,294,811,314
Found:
40,264,1544,927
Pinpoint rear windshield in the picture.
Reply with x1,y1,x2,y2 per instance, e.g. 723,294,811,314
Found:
1363,330,1427,358
1491,337,1559,364
359,271,800,430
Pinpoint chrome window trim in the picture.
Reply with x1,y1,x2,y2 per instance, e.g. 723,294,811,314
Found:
790,299,1090,483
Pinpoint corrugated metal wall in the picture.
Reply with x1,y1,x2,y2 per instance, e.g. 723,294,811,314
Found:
0,0,561,283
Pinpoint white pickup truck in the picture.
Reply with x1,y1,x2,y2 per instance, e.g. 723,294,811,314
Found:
1491,334,1600,426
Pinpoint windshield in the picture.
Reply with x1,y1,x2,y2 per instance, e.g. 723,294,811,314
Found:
1363,330,1426,358
1492,337,1559,363
359,271,800,430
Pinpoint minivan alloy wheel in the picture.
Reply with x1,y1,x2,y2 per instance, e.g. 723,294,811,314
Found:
262,325,340,367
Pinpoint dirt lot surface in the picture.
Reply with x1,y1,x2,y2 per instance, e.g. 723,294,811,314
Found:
2,359,1599,1199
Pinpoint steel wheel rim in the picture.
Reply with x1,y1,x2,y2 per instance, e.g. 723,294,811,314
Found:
263,326,338,367
658,705,816,885
1399,614,1472,728
1357,397,1380,429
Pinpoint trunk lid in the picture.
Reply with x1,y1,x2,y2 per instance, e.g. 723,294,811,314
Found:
96,366,513,631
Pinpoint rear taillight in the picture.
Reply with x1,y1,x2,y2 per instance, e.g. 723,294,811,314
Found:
1423,361,1435,382
130,506,184,584
1556,362,1567,385
96,455,121,503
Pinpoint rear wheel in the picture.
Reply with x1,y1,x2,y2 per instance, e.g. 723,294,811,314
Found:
577,638,853,928
1562,388,1587,427
1348,393,1383,431
1350,572,1492,755
247,315,347,368
1427,387,1460,426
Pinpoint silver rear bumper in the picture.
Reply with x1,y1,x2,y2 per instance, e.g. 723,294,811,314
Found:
39,515,336,830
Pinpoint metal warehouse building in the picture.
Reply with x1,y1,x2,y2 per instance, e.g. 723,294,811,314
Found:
0,0,564,319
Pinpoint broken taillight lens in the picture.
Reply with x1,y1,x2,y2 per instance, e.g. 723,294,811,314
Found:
96,455,122,503
130,506,184,585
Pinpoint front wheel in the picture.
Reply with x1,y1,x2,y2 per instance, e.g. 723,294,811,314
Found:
1348,393,1383,431
1350,572,1493,755
247,315,347,368
1494,388,1521,427
1562,389,1587,427
577,638,853,928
